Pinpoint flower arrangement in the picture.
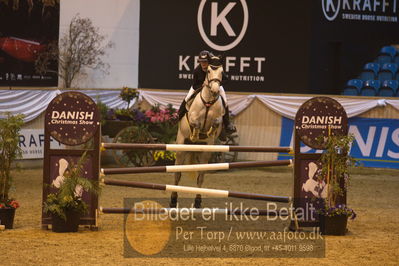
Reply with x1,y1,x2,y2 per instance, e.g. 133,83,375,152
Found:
0,198,20,209
144,104,178,145
114,108,133,121
153,150,176,165
317,204,356,220
113,108,150,123
131,108,149,124
144,104,178,124
315,133,357,219
142,104,178,164
119,87,139,109
106,109,117,120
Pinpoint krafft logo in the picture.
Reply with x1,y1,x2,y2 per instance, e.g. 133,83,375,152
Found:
322,0,341,21
178,0,265,85
197,0,249,51
321,0,398,22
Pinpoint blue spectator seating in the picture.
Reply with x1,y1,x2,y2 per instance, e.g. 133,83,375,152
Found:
342,46,399,97
359,62,380,80
394,54,399,65
379,80,398,97
342,79,363,95
377,63,398,81
360,80,380,96
376,46,396,64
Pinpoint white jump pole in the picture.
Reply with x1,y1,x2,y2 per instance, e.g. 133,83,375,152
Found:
102,143,293,153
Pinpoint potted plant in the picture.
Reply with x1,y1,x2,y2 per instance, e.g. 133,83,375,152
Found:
0,113,24,229
316,134,357,235
43,152,101,232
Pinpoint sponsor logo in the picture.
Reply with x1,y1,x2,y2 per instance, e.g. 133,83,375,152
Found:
322,0,341,21
279,117,399,168
45,92,100,146
295,97,348,149
177,54,266,84
178,1,266,86
18,129,63,159
301,116,343,125
321,0,398,22
197,0,249,51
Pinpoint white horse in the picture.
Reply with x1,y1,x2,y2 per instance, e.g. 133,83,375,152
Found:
170,56,225,208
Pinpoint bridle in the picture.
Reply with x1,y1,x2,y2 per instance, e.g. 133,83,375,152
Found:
200,65,222,106
203,65,222,91
198,65,222,131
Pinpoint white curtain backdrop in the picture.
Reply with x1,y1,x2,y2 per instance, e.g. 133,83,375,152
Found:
1,89,399,122
0,89,128,121
139,90,399,119
0,90,60,122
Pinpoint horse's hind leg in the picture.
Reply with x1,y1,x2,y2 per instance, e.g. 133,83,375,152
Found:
170,151,184,208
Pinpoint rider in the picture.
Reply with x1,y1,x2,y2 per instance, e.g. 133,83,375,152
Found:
177,50,236,138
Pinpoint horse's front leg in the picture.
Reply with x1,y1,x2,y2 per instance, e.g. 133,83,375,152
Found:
188,111,202,142
170,151,184,208
194,152,212,208
170,172,181,208
207,117,222,138
194,172,204,208
189,121,201,142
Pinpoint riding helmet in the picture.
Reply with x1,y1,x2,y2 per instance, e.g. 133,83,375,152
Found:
198,50,210,62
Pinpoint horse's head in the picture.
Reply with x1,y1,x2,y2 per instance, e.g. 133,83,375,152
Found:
204,56,224,99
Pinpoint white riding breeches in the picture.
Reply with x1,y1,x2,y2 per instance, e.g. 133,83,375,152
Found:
185,86,228,106
185,86,196,101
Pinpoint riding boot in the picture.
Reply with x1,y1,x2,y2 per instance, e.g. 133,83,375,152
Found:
219,106,236,141
177,100,187,120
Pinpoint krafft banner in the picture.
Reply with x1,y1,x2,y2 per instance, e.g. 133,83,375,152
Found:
320,0,398,23
313,0,399,41
310,0,399,93
139,0,310,93
0,1,59,86
18,129,63,159
279,117,399,169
